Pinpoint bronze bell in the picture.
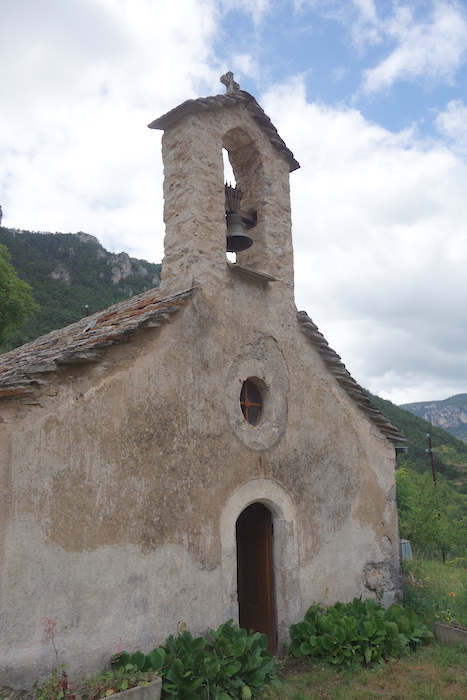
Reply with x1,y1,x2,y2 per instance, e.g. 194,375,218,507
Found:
226,213,253,253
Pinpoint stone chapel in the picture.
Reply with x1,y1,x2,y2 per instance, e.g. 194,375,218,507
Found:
0,74,404,688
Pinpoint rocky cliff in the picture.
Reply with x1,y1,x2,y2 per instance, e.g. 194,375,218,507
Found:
401,394,467,443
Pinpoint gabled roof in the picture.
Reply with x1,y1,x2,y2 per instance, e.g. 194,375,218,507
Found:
298,311,406,443
0,287,194,399
148,89,300,173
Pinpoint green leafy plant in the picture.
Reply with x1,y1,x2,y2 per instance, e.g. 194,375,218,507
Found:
111,620,280,700
34,667,75,700
35,660,158,700
80,664,155,700
207,620,280,699
110,649,166,675
289,598,432,668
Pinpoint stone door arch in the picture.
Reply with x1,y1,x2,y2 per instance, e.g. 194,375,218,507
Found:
220,478,301,649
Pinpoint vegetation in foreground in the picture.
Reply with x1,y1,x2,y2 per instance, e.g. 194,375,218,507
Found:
26,560,467,700
263,558,467,700
288,598,432,668
109,621,280,699
366,390,467,564
262,643,467,700
404,558,467,630
33,621,280,700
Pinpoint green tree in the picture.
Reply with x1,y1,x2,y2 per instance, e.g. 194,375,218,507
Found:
396,468,463,558
0,243,38,345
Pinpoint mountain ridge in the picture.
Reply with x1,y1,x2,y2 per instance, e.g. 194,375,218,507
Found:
367,391,467,486
0,227,161,352
401,393,467,443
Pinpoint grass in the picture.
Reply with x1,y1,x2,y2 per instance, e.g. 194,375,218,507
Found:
263,644,467,700
261,558,467,700
404,559,467,628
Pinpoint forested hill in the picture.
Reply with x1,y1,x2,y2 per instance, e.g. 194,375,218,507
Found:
367,392,467,558
367,390,467,489
0,227,161,353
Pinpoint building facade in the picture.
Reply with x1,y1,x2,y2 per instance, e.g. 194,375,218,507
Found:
0,75,404,688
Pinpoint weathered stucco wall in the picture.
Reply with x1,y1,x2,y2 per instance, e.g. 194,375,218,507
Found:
0,283,400,686
0,90,401,688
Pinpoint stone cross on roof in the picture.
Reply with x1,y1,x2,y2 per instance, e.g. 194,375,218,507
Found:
220,71,240,94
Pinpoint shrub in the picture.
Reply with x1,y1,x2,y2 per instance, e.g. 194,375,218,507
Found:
289,598,432,668
111,621,280,700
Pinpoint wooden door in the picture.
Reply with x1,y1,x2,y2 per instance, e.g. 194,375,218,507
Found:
236,503,277,652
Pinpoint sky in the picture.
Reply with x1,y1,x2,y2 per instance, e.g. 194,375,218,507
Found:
1,0,467,406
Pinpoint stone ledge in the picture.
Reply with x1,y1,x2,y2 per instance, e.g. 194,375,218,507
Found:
434,621,467,647
227,262,279,282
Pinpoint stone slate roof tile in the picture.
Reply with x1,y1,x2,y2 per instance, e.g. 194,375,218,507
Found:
0,287,194,398
298,310,406,443
148,90,300,173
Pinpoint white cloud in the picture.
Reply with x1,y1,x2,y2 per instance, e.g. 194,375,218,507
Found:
435,99,467,154
261,77,467,403
361,1,467,94
0,0,220,263
226,54,260,81
0,0,127,113
295,1,467,95
2,0,467,405
349,0,382,50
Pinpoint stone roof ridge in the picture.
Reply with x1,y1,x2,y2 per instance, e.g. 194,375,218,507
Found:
148,88,300,173
297,310,406,444
0,287,195,399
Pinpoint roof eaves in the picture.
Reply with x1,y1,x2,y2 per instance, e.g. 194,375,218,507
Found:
297,311,406,444
0,287,195,397
148,90,300,173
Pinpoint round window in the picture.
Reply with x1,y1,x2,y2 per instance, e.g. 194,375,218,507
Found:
240,378,262,425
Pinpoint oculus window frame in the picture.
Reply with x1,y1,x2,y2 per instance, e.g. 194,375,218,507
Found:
240,378,263,426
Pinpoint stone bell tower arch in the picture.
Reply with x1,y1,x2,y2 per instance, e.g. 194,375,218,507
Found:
148,73,300,302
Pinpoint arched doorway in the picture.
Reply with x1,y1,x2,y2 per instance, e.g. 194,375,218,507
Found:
236,502,277,652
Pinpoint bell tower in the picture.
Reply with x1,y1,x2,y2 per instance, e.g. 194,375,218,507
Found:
149,74,299,302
